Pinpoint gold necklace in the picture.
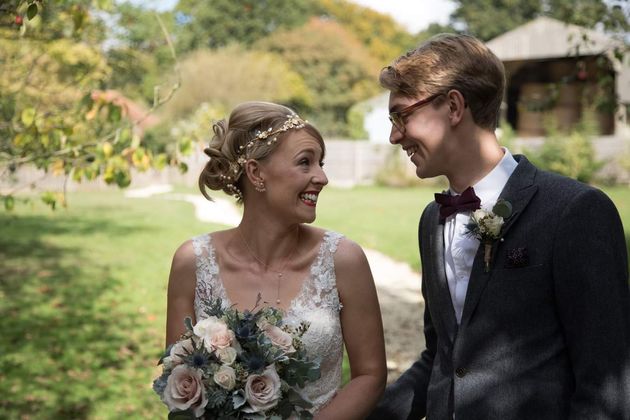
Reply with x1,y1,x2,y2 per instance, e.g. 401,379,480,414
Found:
237,227,299,305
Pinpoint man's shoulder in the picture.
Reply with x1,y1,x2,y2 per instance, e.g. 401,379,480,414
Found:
524,158,604,204
535,167,593,192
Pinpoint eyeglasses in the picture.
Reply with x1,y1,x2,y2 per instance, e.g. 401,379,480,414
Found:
388,93,442,134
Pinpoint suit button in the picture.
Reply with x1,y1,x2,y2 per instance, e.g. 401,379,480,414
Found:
455,367,467,378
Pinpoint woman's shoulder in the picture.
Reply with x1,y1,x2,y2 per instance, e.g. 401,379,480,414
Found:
333,236,367,267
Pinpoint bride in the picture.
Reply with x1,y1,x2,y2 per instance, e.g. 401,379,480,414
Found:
165,101,386,418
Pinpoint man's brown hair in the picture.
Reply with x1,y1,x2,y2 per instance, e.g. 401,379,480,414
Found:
380,34,505,130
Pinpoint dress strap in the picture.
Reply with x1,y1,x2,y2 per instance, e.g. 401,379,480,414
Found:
192,234,229,317
306,231,345,312
321,231,344,259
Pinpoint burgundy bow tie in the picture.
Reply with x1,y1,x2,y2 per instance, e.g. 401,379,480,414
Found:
434,186,481,223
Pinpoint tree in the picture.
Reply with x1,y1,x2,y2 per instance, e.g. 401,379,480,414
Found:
0,1,182,210
257,17,381,136
157,46,312,121
106,2,176,103
450,0,629,41
315,0,416,63
450,0,541,41
144,46,312,153
173,0,314,53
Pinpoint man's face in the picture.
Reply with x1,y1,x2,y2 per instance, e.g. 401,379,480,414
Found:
388,91,452,179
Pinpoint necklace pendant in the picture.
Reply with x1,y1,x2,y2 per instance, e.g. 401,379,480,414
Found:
277,273,283,278
276,299,281,304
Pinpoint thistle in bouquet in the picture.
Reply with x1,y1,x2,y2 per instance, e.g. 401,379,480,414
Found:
153,294,321,419
464,199,513,272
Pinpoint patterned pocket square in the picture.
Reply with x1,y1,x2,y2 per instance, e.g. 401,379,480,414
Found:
505,247,529,268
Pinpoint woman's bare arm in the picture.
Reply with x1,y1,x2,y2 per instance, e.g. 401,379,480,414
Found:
165,240,197,347
315,238,387,419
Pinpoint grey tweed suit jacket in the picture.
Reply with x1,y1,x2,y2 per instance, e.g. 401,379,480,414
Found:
369,155,630,420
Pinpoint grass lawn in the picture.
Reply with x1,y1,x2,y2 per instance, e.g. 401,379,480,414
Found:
1,184,628,419
0,191,221,418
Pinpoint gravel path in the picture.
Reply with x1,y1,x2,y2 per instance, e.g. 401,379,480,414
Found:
126,185,424,381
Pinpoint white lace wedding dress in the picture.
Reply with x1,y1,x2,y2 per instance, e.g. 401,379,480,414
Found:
192,231,345,413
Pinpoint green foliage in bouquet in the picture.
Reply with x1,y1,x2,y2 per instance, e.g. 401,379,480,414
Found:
154,295,320,419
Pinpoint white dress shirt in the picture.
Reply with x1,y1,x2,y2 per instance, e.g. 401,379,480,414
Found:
443,148,518,324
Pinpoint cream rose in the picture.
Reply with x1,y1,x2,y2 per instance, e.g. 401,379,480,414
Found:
216,346,237,365
263,325,296,354
213,365,236,390
484,215,504,237
162,365,208,418
473,209,489,221
193,316,235,352
243,365,282,413
165,337,197,368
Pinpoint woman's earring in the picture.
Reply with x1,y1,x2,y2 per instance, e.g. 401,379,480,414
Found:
255,181,266,192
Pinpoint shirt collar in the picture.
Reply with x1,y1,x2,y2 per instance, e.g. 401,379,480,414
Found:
449,148,518,208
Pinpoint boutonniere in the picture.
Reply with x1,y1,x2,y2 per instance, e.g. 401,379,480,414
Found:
465,199,513,272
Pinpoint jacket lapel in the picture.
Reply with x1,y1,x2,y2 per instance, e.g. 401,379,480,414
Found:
427,203,459,343
459,155,539,328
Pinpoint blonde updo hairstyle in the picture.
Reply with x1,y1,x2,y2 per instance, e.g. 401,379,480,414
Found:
199,101,325,203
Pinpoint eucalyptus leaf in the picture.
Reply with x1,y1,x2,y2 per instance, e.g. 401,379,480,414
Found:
492,199,513,218
27,3,38,20
232,391,246,409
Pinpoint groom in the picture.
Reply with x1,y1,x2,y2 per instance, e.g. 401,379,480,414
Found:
369,34,630,419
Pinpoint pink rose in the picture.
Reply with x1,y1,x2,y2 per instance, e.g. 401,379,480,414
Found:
162,365,208,417
193,316,235,352
263,325,296,354
243,365,282,413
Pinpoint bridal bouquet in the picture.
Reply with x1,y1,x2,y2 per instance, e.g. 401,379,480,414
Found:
153,295,320,419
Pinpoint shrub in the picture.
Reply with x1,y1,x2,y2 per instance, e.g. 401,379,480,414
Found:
528,109,603,183
375,148,424,188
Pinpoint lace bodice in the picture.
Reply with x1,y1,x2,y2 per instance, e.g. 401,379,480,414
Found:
192,231,345,413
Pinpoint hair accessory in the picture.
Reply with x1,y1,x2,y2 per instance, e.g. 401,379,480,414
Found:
236,114,307,166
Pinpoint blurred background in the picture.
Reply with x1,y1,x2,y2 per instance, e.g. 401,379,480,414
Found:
1,0,629,418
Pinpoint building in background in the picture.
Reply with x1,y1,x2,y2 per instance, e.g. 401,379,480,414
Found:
487,16,629,137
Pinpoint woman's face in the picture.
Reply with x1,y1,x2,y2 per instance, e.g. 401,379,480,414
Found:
257,130,328,224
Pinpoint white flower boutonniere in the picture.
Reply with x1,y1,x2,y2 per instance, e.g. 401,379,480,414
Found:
465,199,513,272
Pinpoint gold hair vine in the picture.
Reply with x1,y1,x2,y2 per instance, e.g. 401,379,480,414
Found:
237,114,307,165
224,113,306,202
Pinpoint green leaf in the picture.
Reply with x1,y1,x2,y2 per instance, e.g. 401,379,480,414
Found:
167,409,196,420
154,153,168,170
4,196,15,211
41,192,57,210
178,137,192,155
114,169,131,188
21,108,36,127
492,200,512,218
72,168,83,182
178,162,188,174
27,3,38,20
